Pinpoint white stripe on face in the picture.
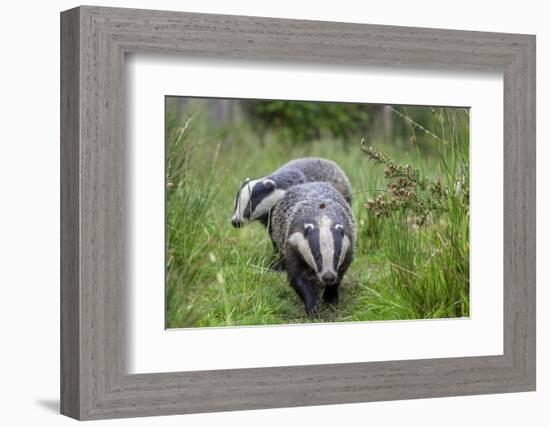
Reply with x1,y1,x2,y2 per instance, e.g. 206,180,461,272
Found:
232,179,260,224
318,215,336,277
338,235,350,268
288,215,339,282
288,232,317,272
251,189,286,220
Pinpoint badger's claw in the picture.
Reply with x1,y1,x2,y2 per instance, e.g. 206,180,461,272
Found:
304,302,318,316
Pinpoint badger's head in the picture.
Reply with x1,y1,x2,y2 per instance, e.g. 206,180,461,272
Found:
231,177,286,228
288,215,351,286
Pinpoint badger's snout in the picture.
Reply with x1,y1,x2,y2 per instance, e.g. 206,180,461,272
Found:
321,272,337,286
231,217,244,228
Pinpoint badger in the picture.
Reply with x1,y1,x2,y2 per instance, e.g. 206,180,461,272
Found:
230,157,352,229
270,182,356,315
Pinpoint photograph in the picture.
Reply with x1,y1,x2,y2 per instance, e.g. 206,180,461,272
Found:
49,2,538,421
165,97,470,328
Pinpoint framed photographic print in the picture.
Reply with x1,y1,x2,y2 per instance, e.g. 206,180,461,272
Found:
61,6,536,420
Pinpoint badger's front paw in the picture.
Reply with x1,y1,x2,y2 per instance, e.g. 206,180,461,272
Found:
323,286,339,305
304,301,319,316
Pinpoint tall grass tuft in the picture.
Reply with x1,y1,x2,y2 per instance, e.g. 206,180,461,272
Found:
165,105,219,328
359,107,470,319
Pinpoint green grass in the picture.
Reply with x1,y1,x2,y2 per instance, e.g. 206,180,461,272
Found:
165,99,470,328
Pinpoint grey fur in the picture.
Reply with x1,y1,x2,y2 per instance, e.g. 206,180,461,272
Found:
231,157,352,227
269,182,356,313
270,158,353,205
271,182,356,266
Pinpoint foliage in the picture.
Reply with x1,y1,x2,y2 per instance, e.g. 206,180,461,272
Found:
243,100,370,143
360,107,470,319
165,104,218,327
361,140,469,226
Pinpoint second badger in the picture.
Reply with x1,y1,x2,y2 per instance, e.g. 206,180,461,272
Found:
270,182,356,315
231,157,352,228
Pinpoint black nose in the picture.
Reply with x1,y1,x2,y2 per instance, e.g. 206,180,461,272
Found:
321,272,337,285
231,218,243,228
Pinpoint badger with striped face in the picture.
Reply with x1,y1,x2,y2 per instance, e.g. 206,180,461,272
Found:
231,178,286,228
289,217,351,287
230,157,353,230
270,182,356,315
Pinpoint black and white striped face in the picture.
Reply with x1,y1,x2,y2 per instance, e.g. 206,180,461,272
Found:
231,177,286,228
288,215,351,286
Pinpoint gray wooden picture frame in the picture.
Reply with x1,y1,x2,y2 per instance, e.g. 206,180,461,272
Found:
60,5,536,421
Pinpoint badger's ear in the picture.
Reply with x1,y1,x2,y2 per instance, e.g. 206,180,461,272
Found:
335,224,345,236
262,178,275,189
304,223,315,237
244,177,250,184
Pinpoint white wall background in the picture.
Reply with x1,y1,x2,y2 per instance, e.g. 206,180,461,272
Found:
0,0,546,425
